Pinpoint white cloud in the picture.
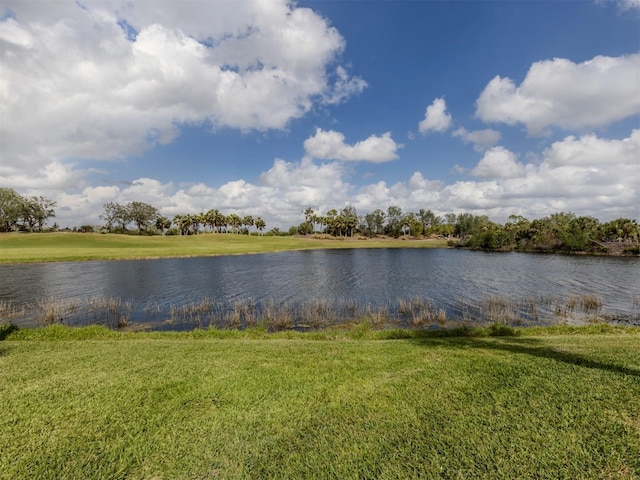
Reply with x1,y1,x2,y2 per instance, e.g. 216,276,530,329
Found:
620,0,640,9
43,129,639,228
349,130,639,220
303,128,401,163
471,147,525,178
475,54,640,135
324,66,368,105
418,97,452,134
0,160,89,192
54,157,351,228
0,0,364,177
598,0,640,11
461,130,640,217
452,127,502,151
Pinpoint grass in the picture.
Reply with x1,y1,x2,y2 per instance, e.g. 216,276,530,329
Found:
1,324,639,479
6,291,623,331
0,232,448,263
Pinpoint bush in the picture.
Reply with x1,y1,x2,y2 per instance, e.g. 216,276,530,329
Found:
488,323,519,337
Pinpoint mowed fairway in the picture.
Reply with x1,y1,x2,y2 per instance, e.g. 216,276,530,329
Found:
0,232,448,263
1,325,639,479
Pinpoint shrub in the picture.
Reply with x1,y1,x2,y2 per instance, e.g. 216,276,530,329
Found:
488,323,519,337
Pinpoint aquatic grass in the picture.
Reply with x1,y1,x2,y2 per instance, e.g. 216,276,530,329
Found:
142,300,162,317
0,301,25,321
4,292,638,332
1,326,638,479
481,295,519,324
565,294,579,313
86,296,132,328
409,299,447,327
36,297,81,325
581,293,603,313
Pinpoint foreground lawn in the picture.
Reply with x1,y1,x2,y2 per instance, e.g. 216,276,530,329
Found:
0,232,447,263
1,325,639,479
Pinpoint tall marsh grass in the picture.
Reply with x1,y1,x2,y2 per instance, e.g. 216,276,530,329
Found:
8,296,134,328
0,301,26,321
2,291,634,332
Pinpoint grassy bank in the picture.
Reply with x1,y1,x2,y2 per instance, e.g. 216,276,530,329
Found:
0,232,448,263
1,324,639,479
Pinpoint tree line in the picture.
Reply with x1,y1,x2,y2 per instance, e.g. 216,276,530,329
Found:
100,202,267,236
1,188,638,254
455,212,640,254
0,187,56,232
294,206,640,254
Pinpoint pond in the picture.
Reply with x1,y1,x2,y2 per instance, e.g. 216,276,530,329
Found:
1,249,638,330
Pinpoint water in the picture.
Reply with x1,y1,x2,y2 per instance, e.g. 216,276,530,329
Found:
1,249,638,329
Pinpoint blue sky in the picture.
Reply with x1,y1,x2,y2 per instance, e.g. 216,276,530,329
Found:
1,0,639,228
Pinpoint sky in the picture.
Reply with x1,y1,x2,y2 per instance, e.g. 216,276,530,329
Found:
1,0,639,229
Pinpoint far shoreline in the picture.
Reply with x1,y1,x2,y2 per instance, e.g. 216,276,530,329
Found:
0,232,449,264
0,232,637,265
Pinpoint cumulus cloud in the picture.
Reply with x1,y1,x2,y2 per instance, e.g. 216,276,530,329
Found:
303,128,401,163
470,147,525,178
452,127,502,151
460,130,640,216
47,129,639,228
0,0,364,176
418,97,452,134
349,130,639,220
475,54,640,135
52,157,354,228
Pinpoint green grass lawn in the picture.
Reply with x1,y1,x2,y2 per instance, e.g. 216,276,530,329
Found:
1,324,638,479
0,232,448,263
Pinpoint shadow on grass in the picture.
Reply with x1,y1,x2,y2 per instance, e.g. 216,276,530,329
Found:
0,324,18,357
0,323,17,341
410,336,640,379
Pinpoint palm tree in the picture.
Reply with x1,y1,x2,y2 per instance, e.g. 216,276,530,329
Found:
242,215,254,234
303,207,315,234
255,217,266,236
341,206,358,237
315,215,326,234
218,213,229,233
204,209,218,232
325,209,338,236
213,211,226,233
155,216,171,235
191,213,203,234
173,214,188,236
227,214,242,234
418,208,441,236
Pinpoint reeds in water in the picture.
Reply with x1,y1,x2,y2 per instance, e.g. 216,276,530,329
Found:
1,290,632,332
0,301,26,321
86,297,132,328
36,297,80,325
169,297,217,328
580,294,602,313
482,296,519,324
